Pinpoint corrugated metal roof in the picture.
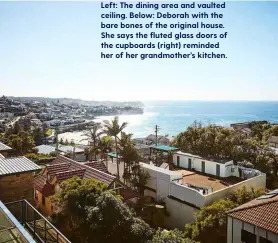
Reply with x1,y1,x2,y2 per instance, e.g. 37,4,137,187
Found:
0,156,41,176
35,145,56,154
0,142,12,151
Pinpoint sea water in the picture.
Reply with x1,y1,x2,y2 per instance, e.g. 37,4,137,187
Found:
59,101,278,142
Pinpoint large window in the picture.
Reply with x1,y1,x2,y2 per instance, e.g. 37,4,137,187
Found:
260,237,272,243
241,229,256,243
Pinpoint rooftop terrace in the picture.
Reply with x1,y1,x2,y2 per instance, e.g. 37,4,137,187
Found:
175,169,243,192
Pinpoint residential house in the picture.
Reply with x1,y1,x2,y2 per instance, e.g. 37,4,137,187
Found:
0,141,12,157
140,151,266,229
227,189,278,243
34,155,125,216
0,155,41,203
35,144,56,154
35,144,86,161
268,136,278,148
239,127,252,138
230,121,268,130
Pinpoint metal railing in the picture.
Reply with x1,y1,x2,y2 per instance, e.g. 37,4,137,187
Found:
5,200,71,243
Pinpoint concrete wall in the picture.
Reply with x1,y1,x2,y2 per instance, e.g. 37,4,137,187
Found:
173,152,234,178
0,172,35,203
204,174,266,206
169,182,205,208
141,163,182,199
164,197,199,229
227,216,278,243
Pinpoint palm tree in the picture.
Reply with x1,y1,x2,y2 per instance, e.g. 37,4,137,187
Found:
98,136,113,167
119,132,134,168
82,122,104,160
103,116,128,179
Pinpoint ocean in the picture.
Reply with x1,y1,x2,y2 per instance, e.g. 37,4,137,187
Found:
59,101,278,144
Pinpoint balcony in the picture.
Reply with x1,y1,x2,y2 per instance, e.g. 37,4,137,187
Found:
1,200,70,243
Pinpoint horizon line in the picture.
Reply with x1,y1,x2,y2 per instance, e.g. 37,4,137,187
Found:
4,95,278,103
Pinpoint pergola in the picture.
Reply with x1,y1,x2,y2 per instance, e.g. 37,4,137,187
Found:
106,152,121,163
149,145,179,165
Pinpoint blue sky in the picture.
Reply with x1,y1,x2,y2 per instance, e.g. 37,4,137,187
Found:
0,1,278,101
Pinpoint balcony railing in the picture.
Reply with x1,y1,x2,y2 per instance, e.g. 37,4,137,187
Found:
5,200,70,243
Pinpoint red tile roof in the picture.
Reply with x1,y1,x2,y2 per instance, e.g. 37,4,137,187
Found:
34,175,55,197
55,169,86,182
46,162,70,177
83,161,109,174
50,155,116,185
228,194,278,234
34,155,117,198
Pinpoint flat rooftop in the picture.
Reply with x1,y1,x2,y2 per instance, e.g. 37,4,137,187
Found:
174,169,243,192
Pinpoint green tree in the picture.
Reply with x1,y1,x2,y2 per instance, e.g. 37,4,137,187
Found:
59,138,64,145
32,127,43,146
153,228,198,243
98,135,113,159
103,116,128,179
184,187,265,243
82,122,104,160
51,177,153,243
86,192,153,243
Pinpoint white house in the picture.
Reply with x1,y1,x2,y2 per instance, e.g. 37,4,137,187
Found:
268,136,278,148
173,151,239,178
227,190,278,243
140,154,266,229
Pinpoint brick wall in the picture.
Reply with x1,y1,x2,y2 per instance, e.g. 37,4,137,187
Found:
0,172,35,203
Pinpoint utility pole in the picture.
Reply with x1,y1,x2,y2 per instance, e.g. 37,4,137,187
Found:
55,126,59,155
155,125,159,146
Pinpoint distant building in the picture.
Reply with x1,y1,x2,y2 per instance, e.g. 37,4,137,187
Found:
35,144,86,161
268,136,278,148
227,189,278,243
0,141,12,157
35,144,56,154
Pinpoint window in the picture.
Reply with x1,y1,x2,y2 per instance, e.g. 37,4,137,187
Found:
260,237,272,243
241,229,256,243
42,195,46,205
231,167,234,172
201,161,205,173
